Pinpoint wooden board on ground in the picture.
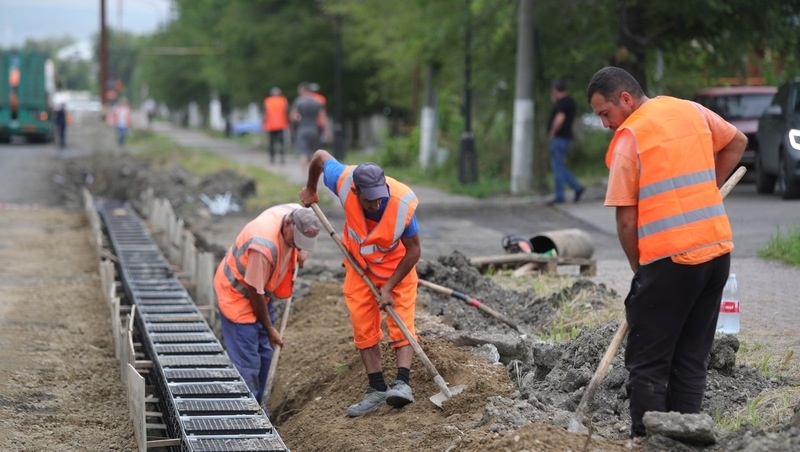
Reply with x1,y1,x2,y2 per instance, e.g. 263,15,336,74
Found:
470,253,596,276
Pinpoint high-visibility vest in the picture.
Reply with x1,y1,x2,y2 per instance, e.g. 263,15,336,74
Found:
214,203,299,323
263,95,289,132
336,166,418,280
606,96,732,265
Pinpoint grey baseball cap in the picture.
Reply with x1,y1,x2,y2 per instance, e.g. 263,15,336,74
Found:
290,208,321,251
353,162,389,200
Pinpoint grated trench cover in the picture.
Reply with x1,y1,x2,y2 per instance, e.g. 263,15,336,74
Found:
139,305,201,315
150,333,218,344
155,343,224,355
164,368,241,382
187,436,286,451
143,313,206,323
146,322,209,333
181,415,273,435
160,355,233,368
174,398,262,415
169,381,251,398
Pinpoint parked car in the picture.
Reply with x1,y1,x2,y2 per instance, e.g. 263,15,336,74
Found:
755,78,800,199
693,85,777,169
229,119,262,137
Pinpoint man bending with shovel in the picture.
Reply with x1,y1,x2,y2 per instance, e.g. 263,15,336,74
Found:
300,150,421,417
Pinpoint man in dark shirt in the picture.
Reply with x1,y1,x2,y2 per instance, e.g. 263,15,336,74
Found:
546,79,584,205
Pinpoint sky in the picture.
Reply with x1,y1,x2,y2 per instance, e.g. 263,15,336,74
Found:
1,0,173,51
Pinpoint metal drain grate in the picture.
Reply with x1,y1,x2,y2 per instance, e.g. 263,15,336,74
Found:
145,322,209,333
149,333,218,344
174,398,262,415
154,343,224,355
138,305,200,314
159,355,233,368
181,416,273,435
169,381,251,398
186,436,286,451
142,313,206,323
163,368,241,382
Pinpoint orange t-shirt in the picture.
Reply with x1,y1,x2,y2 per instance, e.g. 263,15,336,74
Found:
604,100,737,264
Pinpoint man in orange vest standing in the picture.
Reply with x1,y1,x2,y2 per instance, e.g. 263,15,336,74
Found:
263,87,289,164
299,150,421,417
213,203,321,411
587,66,746,438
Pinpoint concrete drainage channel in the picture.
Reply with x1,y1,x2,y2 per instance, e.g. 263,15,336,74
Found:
94,196,288,451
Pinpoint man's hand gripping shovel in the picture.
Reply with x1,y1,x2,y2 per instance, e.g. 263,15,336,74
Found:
308,203,466,408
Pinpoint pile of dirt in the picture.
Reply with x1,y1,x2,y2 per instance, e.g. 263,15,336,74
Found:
56,153,800,451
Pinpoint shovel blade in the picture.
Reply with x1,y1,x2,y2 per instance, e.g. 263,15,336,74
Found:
429,384,467,408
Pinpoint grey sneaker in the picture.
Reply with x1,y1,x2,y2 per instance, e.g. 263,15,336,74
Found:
385,380,415,408
346,387,387,417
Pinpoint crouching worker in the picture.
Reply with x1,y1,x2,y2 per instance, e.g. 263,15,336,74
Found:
213,204,321,411
300,150,421,417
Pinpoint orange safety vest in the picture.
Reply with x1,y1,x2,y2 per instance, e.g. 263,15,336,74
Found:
336,166,418,280
263,95,289,132
606,96,732,265
214,203,299,323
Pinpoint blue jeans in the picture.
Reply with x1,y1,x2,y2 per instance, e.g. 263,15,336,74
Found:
220,302,276,406
116,126,129,147
549,137,582,201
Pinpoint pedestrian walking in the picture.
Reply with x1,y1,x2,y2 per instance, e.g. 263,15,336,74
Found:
263,87,289,164
213,204,321,412
54,102,68,149
109,97,132,150
547,79,584,205
299,150,421,417
290,83,327,175
586,66,747,438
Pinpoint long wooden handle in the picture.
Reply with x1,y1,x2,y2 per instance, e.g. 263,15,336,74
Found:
310,203,454,398
573,166,746,421
264,262,299,403
418,279,525,334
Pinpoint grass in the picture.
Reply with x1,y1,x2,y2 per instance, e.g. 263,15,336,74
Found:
758,226,800,266
128,129,302,211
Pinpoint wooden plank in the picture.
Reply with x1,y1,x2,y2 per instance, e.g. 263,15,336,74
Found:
470,253,596,276
126,363,146,452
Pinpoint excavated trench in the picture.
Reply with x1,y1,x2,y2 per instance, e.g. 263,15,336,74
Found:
58,152,800,451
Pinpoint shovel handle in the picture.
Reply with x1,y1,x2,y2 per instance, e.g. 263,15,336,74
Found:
310,203,454,399
571,166,746,428
264,262,299,403
418,279,525,334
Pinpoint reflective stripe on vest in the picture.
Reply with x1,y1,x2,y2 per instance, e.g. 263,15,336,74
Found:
607,97,732,264
216,203,300,322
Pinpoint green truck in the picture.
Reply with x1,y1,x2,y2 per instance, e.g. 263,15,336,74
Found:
0,50,55,143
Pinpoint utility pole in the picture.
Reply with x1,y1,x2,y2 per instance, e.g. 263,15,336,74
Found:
458,0,478,185
333,16,345,161
511,0,534,195
100,0,108,110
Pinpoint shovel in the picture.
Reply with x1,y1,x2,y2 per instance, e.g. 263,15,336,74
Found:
567,166,747,433
418,278,528,335
263,262,299,408
309,203,466,408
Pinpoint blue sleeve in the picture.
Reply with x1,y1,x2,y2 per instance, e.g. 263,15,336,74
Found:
402,214,419,238
322,159,347,196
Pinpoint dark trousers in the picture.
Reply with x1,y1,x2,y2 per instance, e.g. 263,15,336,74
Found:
268,130,285,163
625,252,730,437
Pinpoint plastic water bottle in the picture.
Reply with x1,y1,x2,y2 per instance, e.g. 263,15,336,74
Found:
716,273,740,334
